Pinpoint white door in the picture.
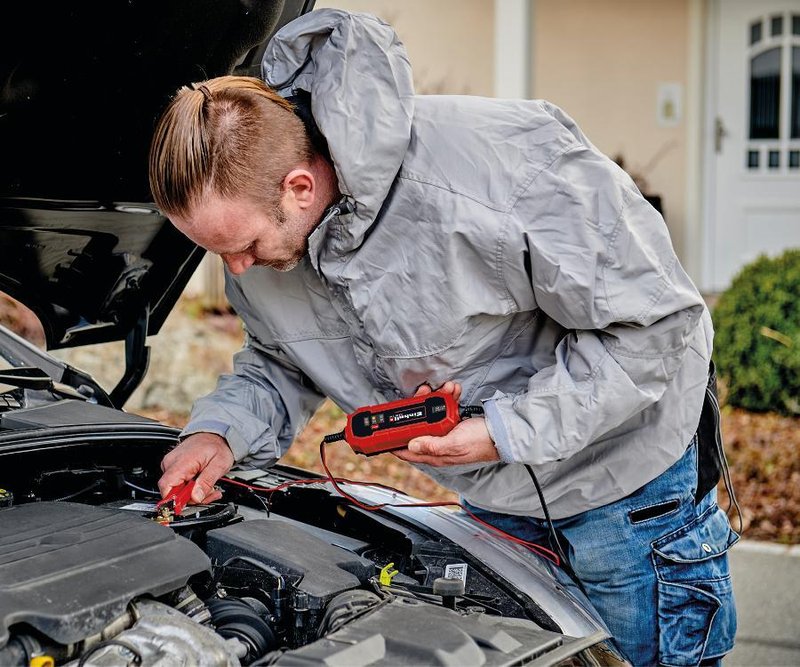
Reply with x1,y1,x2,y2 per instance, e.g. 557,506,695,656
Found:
705,0,800,292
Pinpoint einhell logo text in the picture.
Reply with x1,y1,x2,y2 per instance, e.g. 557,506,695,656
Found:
390,409,424,423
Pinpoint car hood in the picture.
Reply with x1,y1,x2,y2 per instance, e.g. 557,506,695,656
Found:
0,0,314,350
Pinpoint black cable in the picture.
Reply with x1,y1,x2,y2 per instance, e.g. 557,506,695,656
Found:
323,430,346,444
251,488,273,516
523,464,593,603
460,404,568,567
523,465,569,567
706,388,744,533
459,405,485,419
123,480,159,495
53,479,103,502
463,405,588,592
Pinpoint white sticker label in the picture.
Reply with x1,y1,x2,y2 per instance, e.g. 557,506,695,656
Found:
119,502,159,512
444,563,468,583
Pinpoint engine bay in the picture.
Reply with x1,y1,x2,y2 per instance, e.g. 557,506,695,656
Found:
0,433,619,666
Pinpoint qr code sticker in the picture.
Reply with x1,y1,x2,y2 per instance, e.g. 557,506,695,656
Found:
444,563,468,583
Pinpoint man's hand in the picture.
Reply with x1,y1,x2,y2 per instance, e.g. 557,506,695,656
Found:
392,381,500,467
159,432,234,504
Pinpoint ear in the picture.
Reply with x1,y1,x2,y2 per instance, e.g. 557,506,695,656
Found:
281,169,315,211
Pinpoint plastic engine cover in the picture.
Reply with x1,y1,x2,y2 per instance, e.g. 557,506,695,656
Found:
273,596,569,666
206,519,375,610
0,502,210,647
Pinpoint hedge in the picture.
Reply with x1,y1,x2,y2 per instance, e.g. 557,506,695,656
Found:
712,249,800,414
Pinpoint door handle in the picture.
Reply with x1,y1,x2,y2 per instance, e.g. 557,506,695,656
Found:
715,117,728,154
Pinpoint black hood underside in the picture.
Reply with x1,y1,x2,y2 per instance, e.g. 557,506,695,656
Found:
0,0,314,351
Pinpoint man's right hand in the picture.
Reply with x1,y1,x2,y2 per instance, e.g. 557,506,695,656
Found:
158,432,234,505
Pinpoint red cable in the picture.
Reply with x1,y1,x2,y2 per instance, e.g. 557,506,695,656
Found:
318,441,560,566
220,442,560,567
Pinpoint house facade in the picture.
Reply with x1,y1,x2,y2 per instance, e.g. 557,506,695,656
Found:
188,0,800,301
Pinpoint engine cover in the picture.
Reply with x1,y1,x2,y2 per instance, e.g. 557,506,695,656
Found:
206,520,374,609
274,596,568,666
0,502,210,647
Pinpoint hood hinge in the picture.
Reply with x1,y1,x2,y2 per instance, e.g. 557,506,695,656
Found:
109,307,150,409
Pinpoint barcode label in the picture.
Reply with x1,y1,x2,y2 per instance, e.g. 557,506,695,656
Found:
444,563,468,583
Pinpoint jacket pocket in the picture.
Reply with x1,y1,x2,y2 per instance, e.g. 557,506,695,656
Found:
651,504,738,666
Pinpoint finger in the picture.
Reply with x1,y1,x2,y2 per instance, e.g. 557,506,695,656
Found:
161,448,178,472
192,452,233,503
192,477,215,504
414,383,432,396
392,449,463,467
158,465,196,498
201,489,223,504
453,382,462,403
410,432,471,456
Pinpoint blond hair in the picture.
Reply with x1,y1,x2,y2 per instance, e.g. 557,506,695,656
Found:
149,75,313,218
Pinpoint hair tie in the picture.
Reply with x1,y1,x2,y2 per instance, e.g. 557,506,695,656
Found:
190,82,213,102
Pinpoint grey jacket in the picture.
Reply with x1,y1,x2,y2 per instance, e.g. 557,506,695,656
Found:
181,9,713,519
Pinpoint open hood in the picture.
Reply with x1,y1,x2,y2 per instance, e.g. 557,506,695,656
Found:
0,0,315,351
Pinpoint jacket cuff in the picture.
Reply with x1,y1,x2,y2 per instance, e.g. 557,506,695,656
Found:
482,397,517,463
179,419,249,462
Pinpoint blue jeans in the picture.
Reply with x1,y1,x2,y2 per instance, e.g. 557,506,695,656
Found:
464,439,738,666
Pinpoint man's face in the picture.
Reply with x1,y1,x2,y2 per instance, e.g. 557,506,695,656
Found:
170,195,310,274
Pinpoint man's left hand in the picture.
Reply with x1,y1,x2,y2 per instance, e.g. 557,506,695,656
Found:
392,384,500,466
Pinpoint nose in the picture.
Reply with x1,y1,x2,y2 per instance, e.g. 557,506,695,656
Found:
221,252,255,275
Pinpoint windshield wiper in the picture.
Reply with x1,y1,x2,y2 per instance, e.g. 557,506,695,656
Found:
0,366,86,400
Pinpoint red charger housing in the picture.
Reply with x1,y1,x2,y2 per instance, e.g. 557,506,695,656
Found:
344,391,461,456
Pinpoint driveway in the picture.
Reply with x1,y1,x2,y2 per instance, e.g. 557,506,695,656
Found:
727,540,800,665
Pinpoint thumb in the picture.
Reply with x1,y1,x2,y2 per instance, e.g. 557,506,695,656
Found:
407,437,438,455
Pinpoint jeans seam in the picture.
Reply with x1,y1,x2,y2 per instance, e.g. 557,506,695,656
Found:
655,570,733,584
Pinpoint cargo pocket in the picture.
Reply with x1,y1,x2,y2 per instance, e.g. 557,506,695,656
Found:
651,504,739,666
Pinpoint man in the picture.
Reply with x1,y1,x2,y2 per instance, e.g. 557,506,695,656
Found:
149,9,736,664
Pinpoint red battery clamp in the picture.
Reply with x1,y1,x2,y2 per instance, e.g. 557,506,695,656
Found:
339,391,466,456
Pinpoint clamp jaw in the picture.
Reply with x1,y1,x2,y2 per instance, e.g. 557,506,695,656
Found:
155,479,196,524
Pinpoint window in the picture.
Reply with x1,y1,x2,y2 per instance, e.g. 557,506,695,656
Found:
751,20,763,45
746,12,800,173
771,15,783,37
792,47,800,138
768,150,780,168
750,48,781,139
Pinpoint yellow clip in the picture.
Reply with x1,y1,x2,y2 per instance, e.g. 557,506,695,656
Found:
30,657,55,667
379,562,399,586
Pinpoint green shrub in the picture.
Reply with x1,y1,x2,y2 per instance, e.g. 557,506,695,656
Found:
712,249,800,414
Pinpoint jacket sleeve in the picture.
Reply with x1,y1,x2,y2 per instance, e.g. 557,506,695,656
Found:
482,132,706,466
180,276,326,469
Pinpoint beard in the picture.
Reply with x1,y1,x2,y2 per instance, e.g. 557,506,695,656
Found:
262,252,304,272
253,205,309,272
